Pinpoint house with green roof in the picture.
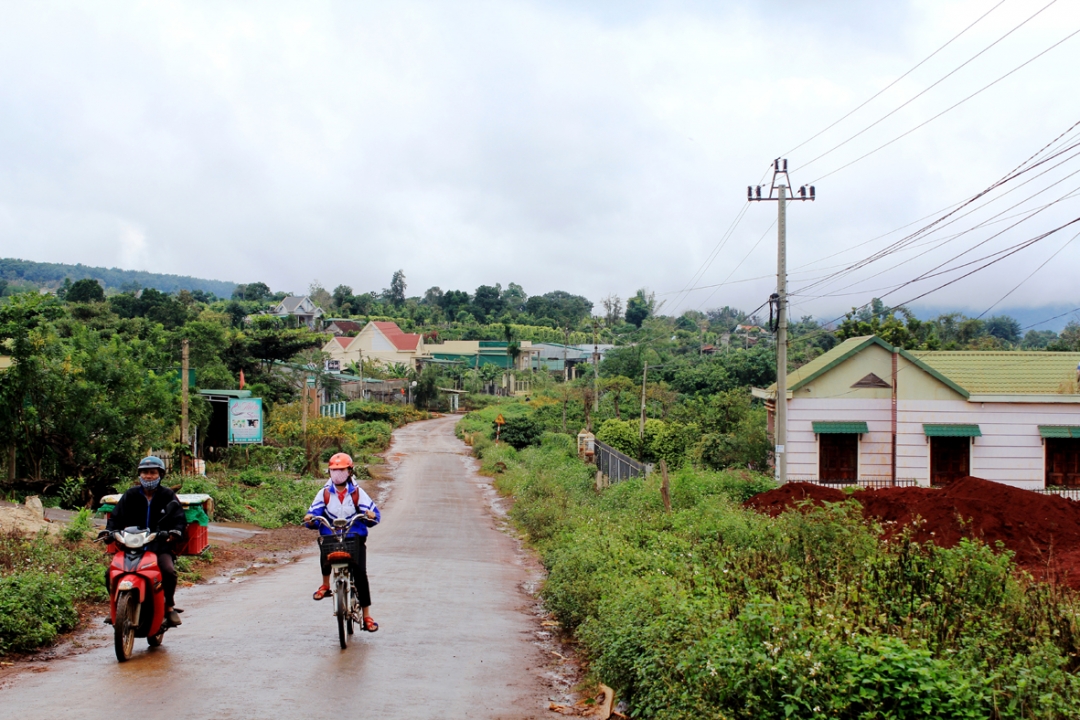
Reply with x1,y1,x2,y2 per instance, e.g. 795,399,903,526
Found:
753,336,1080,489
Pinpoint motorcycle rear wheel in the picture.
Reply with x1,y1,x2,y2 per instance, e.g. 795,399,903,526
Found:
114,593,136,662
336,578,348,649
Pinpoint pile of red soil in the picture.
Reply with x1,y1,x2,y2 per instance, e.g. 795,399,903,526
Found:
745,477,1080,587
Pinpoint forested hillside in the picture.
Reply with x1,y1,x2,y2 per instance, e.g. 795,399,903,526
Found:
0,258,238,298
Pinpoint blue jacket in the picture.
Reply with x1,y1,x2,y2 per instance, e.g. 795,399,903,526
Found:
306,480,380,538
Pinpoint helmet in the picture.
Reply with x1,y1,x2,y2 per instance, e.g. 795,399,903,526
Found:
328,452,354,470
138,456,167,479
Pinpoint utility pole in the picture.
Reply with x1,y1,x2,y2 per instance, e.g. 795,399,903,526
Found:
592,320,599,415
639,361,648,453
358,347,365,401
749,159,815,484
181,338,190,471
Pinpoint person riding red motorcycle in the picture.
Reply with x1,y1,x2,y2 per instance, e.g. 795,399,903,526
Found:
303,452,380,632
101,456,187,626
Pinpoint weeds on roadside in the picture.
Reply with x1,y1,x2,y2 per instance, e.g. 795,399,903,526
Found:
0,531,108,654
492,439,1080,719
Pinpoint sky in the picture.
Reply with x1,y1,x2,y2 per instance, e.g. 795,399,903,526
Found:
1,0,1078,327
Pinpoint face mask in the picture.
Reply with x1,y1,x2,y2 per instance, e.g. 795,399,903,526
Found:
139,477,161,491
330,468,350,486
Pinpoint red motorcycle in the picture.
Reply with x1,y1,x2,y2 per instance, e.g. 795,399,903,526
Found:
100,526,181,662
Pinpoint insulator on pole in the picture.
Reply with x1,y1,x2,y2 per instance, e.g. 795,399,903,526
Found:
782,159,788,171
747,186,753,200
810,186,816,199
756,186,762,199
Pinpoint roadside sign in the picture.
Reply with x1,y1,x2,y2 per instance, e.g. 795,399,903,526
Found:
228,398,263,444
495,414,506,425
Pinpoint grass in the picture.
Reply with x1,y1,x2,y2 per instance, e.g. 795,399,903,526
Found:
487,437,1080,720
179,470,325,529
0,531,109,655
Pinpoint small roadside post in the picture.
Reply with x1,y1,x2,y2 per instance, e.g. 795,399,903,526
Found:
495,413,506,442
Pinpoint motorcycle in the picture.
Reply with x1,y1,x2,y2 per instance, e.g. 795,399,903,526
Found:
98,526,182,662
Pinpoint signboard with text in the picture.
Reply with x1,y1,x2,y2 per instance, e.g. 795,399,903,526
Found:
228,398,264,445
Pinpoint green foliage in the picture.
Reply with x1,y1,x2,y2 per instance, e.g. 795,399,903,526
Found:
60,508,94,543
345,400,429,427
492,442,1080,719
180,472,324,529
500,415,543,450
0,532,109,654
595,418,696,467
0,294,176,496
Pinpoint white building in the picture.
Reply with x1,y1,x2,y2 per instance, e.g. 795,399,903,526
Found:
753,335,1080,489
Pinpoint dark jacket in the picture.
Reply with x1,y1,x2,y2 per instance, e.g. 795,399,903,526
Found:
106,485,187,554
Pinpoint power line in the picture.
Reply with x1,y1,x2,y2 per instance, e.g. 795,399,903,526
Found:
808,26,1080,184
796,0,1060,174
780,0,1009,159
975,227,1080,319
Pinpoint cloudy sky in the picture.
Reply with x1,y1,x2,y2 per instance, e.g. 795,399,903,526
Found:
1,0,1078,325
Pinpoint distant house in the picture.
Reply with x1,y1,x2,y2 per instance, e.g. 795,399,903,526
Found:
324,319,364,336
322,321,426,369
271,296,324,329
753,335,1080,489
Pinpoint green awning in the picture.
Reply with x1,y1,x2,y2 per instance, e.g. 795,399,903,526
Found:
923,424,981,437
1039,425,1080,439
813,421,869,434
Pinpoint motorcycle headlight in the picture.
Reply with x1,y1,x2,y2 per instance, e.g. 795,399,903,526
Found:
118,580,135,591
121,533,146,549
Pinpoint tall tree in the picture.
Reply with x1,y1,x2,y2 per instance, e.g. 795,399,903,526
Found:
389,270,407,307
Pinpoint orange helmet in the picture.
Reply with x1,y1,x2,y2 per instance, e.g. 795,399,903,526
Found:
328,452,354,470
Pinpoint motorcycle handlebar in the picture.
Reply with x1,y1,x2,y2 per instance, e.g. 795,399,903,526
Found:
305,514,371,531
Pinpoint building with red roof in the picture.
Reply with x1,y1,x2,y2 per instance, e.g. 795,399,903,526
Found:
322,321,427,369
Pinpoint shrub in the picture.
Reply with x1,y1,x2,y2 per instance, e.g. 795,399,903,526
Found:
500,416,543,449
61,508,94,543
0,572,78,654
491,442,1080,719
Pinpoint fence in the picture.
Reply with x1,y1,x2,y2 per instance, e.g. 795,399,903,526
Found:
1037,487,1080,501
594,440,647,484
320,401,347,418
786,476,920,490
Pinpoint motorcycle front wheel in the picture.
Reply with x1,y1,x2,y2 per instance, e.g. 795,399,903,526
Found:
336,578,348,649
114,593,136,662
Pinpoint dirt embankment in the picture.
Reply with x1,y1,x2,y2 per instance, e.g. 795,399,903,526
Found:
745,477,1080,586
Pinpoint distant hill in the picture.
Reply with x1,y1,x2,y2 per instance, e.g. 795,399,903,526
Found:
0,258,238,298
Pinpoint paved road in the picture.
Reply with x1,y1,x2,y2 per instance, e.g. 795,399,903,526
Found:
0,417,552,719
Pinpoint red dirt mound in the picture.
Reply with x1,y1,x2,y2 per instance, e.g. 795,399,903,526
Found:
745,477,1080,587
743,482,847,516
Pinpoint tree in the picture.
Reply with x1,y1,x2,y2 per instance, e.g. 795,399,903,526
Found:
985,315,1021,344
525,291,593,328
501,283,527,314
472,284,504,324
0,295,174,495
439,290,471,319
66,278,105,303
388,270,407,307
422,287,444,306
332,285,356,314
601,294,623,327
625,289,654,328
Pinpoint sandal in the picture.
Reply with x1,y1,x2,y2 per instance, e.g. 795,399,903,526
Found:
363,616,379,632
312,584,332,601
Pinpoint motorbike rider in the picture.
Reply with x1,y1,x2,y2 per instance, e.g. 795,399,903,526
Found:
102,456,187,626
302,452,381,632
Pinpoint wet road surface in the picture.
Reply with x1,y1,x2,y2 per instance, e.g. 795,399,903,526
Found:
1,417,552,719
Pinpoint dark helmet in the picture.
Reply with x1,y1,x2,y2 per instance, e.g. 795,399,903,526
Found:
138,456,167,479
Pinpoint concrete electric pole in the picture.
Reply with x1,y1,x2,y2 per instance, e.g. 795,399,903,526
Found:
748,159,815,484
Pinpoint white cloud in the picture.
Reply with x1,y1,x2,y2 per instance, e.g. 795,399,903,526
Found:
0,0,1077,322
